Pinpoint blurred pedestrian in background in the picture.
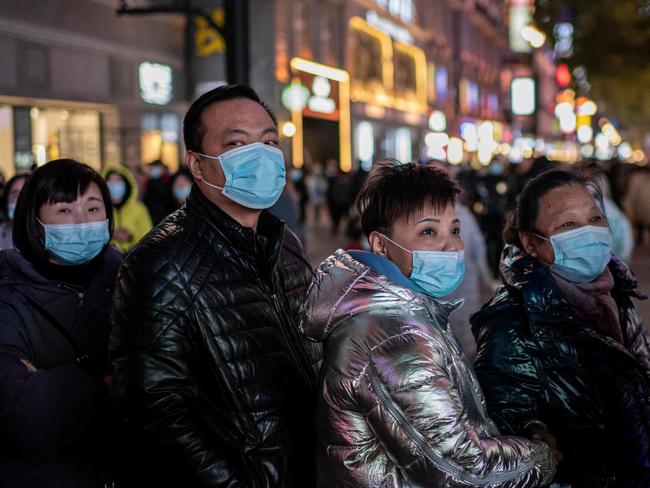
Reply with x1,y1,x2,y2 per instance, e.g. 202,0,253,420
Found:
110,84,320,487
326,165,353,236
0,159,121,487
473,169,650,488
142,159,174,225
270,161,306,245
306,164,327,225
0,170,5,215
623,166,650,245
103,165,153,254
302,161,556,488
169,166,193,209
580,162,634,263
291,166,310,224
0,173,29,250
476,157,511,277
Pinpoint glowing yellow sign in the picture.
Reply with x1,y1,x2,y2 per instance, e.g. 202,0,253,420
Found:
289,57,352,173
195,9,225,57
348,17,427,114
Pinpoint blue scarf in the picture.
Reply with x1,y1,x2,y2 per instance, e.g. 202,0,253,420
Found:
349,250,427,296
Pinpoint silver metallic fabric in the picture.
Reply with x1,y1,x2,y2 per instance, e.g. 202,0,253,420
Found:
301,249,555,487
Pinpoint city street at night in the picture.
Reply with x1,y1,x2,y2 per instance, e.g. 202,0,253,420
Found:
1,1,649,486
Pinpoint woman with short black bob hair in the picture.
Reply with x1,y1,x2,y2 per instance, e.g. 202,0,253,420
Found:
472,168,650,487
0,159,122,487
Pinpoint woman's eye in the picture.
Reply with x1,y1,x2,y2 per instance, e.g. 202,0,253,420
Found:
89,207,100,213
264,139,280,147
591,215,603,223
422,228,436,236
561,221,576,227
58,208,71,214
452,228,461,236
227,141,245,147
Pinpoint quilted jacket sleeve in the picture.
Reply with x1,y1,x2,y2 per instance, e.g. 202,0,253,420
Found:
110,249,265,487
473,306,544,437
358,331,555,488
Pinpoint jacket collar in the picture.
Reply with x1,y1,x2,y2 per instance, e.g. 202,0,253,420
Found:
500,244,583,323
302,249,462,342
186,185,285,269
499,244,644,325
0,247,119,290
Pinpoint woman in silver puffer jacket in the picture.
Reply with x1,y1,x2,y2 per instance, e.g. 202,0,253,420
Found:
301,162,556,487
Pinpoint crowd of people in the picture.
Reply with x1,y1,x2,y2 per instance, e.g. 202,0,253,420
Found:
0,83,648,488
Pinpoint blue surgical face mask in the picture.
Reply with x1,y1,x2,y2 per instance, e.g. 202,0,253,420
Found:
489,162,505,176
196,142,286,210
38,219,110,266
534,225,612,283
107,181,126,201
149,166,162,179
380,234,465,298
290,169,303,182
174,185,191,202
7,203,16,221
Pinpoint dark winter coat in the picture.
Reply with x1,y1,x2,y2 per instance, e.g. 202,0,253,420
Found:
0,247,121,488
472,245,650,488
110,186,320,487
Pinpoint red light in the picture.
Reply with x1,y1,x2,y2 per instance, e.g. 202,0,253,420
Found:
556,64,571,87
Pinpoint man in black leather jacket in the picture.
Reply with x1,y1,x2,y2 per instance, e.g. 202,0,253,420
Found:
110,85,320,487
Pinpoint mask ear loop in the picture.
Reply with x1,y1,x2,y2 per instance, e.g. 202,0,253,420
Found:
527,229,550,242
191,151,226,192
378,233,413,254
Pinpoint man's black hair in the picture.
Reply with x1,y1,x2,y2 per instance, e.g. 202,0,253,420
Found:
183,84,277,153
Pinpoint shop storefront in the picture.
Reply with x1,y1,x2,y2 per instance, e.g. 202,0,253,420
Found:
0,59,183,178
137,61,182,172
0,97,120,178
345,2,431,165
282,57,352,172
140,111,181,172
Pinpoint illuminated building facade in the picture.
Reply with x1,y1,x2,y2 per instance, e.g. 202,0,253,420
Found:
273,0,516,170
0,0,187,176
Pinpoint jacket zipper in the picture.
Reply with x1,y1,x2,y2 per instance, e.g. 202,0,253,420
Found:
427,305,491,427
272,291,317,389
255,229,316,390
57,282,87,306
367,362,541,486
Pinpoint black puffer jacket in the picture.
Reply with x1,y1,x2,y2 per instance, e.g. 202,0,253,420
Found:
472,245,650,488
0,247,121,487
110,187,320,487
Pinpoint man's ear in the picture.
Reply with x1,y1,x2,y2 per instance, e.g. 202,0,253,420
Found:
185,151,204,182
368,231,387,256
